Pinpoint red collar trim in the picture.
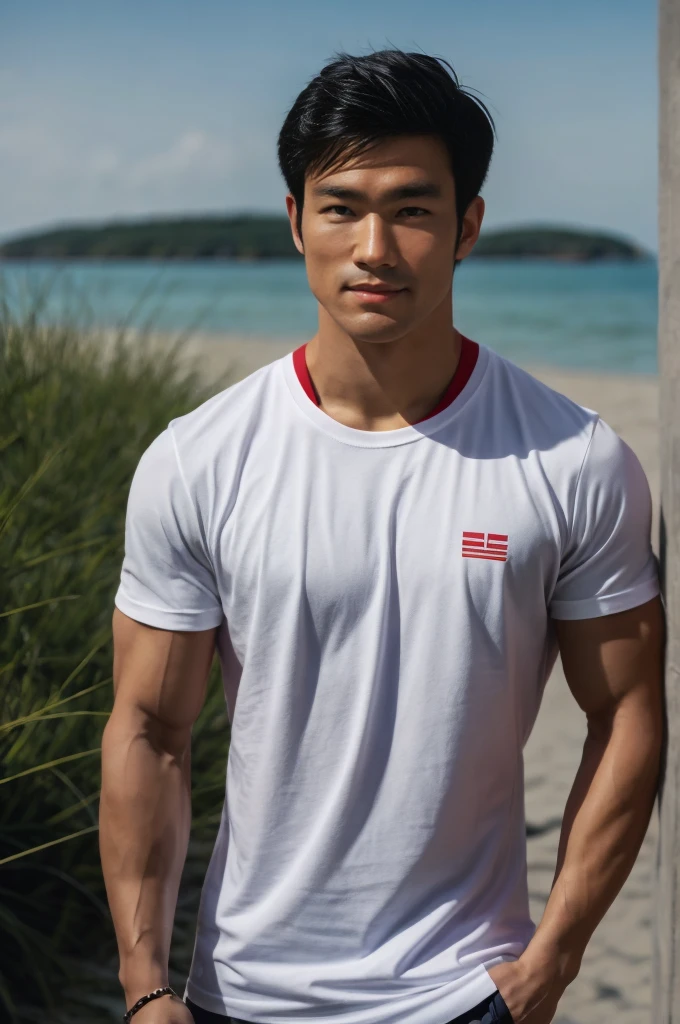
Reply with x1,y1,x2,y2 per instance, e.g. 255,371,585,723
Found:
291,335,479,424
292,342,320,405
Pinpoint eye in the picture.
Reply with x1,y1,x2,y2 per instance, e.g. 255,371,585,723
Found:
321,205,430,219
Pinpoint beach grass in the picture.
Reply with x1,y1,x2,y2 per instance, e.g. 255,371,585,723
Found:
0,296,235,1022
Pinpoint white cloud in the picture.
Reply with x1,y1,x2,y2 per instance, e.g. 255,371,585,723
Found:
0,125,277,236
125,130,233,187
0,127,235,189
87,147,120,176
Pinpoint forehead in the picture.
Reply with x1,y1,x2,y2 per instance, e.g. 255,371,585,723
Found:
305,135,454,198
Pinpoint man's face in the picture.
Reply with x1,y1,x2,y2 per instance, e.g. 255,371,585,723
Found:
285,134,483,345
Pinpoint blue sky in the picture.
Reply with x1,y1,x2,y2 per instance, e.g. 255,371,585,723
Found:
0,0,658,249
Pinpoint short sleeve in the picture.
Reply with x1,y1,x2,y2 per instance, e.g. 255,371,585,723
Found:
549,417,660,620
114,426,223,631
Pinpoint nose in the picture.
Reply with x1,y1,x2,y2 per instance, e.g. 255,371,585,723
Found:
353,213,398,270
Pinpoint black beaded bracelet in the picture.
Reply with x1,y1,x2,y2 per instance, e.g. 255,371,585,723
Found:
123,986,178,1022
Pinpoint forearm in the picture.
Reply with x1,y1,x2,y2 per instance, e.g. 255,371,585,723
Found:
522,702,661,983
99,708,192,1003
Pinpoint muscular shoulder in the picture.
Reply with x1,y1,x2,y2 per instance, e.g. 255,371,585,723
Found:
133,355,284,546
476,347,641,530
481,347,598,454
168,356,282,463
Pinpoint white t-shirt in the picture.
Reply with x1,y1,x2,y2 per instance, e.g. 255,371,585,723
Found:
115,338,659,1024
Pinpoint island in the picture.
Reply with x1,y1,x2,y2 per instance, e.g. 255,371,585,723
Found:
0,216,652,263
470,225,651,262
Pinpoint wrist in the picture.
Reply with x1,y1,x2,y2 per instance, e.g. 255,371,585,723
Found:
519,930,583,990
123,987,179,1023
119,958,169,1007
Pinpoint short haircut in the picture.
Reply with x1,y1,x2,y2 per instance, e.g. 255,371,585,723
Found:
277,48,496,259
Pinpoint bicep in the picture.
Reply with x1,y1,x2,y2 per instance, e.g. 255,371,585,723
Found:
111,607,217,741
553,596,665,725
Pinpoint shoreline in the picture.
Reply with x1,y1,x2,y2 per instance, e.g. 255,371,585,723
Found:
150,327,660,382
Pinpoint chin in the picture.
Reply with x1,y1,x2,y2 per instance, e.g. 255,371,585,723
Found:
336,307,409,334
344,321,409,345
346,327,403,348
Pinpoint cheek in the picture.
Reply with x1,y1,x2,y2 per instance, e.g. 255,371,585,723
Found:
401,226,453,271
302,238,345,294
304,257,336,301
404,245,455,303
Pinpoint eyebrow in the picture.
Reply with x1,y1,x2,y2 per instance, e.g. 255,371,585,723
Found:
311,181,443,202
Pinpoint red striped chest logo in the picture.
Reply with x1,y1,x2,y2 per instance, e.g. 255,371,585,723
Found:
462,531,509,562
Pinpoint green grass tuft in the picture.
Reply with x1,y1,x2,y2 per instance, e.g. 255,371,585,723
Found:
1,286,236,1022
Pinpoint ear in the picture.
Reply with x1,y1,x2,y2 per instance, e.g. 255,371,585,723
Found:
285,194,305,255
455,196,485,262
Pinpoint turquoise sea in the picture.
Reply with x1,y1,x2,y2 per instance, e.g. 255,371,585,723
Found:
1,258,658,374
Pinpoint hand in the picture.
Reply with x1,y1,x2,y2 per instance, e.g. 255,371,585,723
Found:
486,959,563,1024
125,992,195,1023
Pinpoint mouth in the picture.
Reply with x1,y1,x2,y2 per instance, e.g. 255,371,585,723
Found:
346,286,408,303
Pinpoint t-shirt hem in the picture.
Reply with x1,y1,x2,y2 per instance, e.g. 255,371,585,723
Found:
114,589,223,631
549,576,660,620
183,965,501,1024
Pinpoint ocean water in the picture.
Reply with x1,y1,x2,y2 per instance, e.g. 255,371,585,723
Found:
0,258,658,374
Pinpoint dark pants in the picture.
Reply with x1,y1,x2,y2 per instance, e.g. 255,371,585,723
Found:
185,990,512,1024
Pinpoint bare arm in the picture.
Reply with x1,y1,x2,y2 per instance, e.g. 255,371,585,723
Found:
99,608,217,1019
488,595,665,1023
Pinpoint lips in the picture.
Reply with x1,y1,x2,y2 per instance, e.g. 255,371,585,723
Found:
346,286,407,305
348,286,405,294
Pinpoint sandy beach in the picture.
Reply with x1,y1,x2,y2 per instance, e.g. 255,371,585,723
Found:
178,332,660,1024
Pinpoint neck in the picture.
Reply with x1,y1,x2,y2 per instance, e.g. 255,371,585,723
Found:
304,300,463,432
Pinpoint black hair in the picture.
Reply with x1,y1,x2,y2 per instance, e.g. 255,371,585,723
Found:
277,48,496,265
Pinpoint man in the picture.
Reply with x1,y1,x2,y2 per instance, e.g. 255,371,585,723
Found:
100,49,664,1024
